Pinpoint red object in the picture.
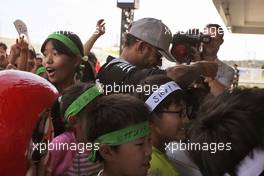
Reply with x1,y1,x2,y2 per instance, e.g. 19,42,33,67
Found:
174,44,187,58
95,61,101,73
0,70,59,175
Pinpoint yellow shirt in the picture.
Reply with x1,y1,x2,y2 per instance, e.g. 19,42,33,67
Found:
148,147,180,176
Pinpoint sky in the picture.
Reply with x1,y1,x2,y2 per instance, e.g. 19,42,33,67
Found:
1,0,264,60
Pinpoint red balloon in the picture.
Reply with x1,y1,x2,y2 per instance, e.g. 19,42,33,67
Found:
0,70,59,175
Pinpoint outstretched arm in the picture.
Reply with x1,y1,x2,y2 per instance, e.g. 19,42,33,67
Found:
166,61,218,89
83,19,105,56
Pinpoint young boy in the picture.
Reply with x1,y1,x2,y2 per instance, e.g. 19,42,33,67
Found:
135,75,187,176
87,93,152,176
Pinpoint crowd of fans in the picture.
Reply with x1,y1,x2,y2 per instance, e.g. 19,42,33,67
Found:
1,17,263,176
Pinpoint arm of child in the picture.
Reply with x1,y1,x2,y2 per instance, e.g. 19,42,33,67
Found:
83,19,105,56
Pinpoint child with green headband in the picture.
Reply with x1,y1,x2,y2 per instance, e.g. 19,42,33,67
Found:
28,25,105,174
41,30,96,93
44,82,103,175
86,94,152,176
135,75,187,176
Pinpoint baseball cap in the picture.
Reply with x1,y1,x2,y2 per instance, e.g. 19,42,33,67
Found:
128,18,177,62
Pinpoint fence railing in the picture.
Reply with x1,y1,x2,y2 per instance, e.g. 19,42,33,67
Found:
238,67,264,88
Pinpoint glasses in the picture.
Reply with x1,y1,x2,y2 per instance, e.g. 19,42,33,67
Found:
156,108,187,118
147,44,163,59
136,39,163,59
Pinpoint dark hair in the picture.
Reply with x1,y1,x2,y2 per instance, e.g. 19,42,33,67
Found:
88,52,98,67
41,31,84,58
205,23,224,36
79,60,96,82
29,48,36,59
0,42,7,50
124,33,138,47
78,52,97,82
135,75,186,116
60,82,99,127
185,87,210,120
86,94,151,161
188,88,264,176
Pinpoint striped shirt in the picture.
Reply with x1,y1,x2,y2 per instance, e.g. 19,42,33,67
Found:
65,151,102,176
48,131,103,175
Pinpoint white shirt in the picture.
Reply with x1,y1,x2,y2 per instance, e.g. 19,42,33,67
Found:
166,142,202,176
236,149,264,176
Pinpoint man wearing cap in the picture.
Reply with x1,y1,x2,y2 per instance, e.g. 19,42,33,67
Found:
96,18,217,91
202,24,234,96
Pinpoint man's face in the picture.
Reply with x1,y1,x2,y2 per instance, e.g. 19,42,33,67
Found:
139,42,163,68
203,27,223,55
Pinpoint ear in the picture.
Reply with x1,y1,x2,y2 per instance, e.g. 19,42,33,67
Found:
98,144,115,162
135,41,148,54
150,113,162,132
68,116,77,126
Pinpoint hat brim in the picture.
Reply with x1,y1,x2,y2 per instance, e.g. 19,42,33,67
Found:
158,50,179,64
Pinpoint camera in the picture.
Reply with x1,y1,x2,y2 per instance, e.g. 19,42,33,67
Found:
171,29,211,64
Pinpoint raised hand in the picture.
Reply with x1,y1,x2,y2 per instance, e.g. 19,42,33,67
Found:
94,19,105,36
84,19,106,56
17,35,29,51
10,40,21,58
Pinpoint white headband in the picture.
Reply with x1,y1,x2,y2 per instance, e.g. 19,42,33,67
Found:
145,81,182,112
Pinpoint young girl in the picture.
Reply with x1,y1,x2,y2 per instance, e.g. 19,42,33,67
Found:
135,75,187,176
45,82,103,175
28,25,105,175
28,31,86,169
41,31,95,92
86,93,152,176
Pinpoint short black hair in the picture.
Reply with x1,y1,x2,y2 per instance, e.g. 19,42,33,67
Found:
0,42,7,50
86,93,151,161
135,75,186,116
79,60,96,83
188,88,264,176
29,48,36,59
60,82,99,127
88,52,98,66
41,31,84,57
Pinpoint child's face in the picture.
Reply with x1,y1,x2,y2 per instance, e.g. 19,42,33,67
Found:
153,102,186,142
35,58,43,67
107,135,152,176
43,41,78,85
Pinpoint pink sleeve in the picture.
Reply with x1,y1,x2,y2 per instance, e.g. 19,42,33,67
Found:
47,131,76,175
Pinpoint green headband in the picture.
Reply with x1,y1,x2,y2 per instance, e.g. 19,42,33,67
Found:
36,66,46,75
47,32,82,57
64,84,103,120
88,121,150,162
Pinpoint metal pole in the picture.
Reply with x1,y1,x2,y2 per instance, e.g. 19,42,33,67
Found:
119,8,134,55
